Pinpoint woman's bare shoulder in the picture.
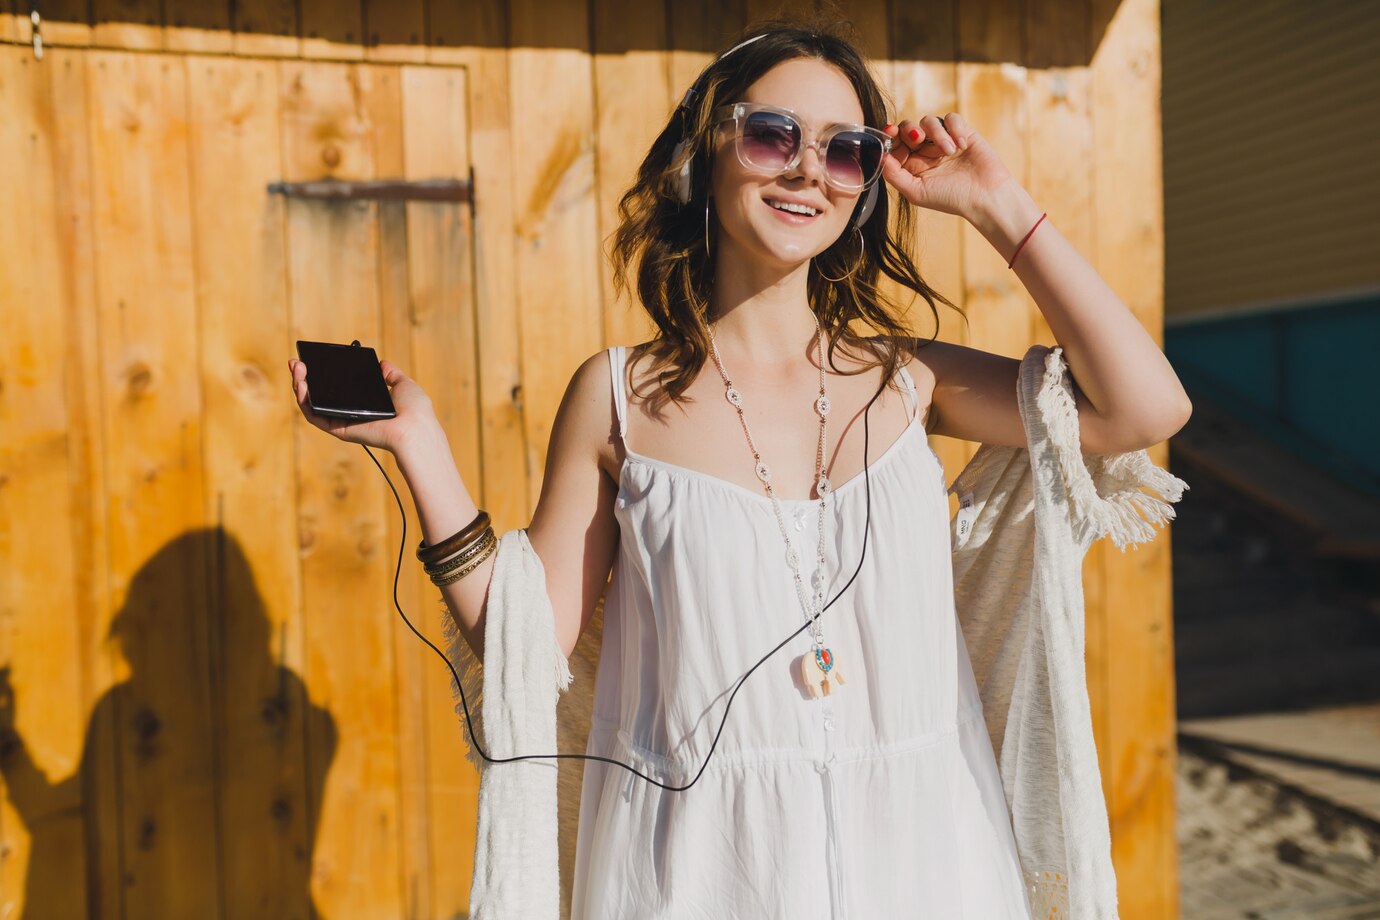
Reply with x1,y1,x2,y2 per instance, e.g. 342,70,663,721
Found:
587,340,671,480
868,334,941,429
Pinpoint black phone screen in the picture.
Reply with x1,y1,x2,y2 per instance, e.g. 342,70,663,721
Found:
295,340,397,420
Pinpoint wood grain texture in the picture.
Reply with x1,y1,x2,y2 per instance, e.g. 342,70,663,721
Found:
0,4,1178,916
508,0,603,515
279,58,402,916
592,0,672,350
428,4,530,536
186,54,318,918
887,0,971,508
86,48,217,918
396,62,478,918
1090,0,1180,915
0,46,98,920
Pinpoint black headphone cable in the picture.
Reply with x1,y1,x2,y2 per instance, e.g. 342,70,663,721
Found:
359,372,888,792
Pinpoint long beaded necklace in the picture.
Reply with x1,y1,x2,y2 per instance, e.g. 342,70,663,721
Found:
708,311,847,697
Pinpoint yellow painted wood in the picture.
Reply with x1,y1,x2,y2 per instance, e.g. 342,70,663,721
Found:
592,0,673,350
185,53,319,917
0,46,96,920
38,45,119,920
397,62,478,918
508,0,604,516
1091,0,1180,915
418,22,529,912
426,5,531,536
954,4,1034,561
279,58,403,916
886,2,969,489
86,48,217,917
370,67,434,920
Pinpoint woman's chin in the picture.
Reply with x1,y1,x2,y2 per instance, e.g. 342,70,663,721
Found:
752,228,829,266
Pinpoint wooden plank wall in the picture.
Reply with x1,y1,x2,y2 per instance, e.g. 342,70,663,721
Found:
0,0,1176,917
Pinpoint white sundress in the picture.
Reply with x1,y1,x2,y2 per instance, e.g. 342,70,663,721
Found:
570,345,1035,919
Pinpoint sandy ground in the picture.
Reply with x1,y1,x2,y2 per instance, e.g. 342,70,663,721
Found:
1177,742,1380,919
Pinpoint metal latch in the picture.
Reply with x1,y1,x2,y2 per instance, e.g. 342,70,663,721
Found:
30,9,44,60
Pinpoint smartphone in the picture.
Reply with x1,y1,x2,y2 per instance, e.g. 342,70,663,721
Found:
295,340,397,421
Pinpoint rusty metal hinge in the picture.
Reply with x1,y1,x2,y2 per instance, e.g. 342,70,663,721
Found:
266,178,471,203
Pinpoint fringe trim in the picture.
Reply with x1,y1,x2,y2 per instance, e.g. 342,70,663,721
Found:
440,597,490,775
1035,347,1189,552
1023,866,1071,919
553,625,574,695
436,529,575,775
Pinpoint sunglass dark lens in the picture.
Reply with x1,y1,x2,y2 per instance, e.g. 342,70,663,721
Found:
827,132,883,188
741,111,799,170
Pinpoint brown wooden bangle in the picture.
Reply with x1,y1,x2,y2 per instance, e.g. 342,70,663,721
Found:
417,510,490,565
423,525,495,576
431,530,497,586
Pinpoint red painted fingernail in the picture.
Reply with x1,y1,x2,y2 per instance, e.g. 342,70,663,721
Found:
909,128,921,141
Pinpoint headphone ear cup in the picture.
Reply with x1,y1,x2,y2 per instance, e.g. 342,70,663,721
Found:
854,180,881,228
672,139,692,205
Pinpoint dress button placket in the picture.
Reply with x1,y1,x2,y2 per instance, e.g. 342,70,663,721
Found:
800,497,845,914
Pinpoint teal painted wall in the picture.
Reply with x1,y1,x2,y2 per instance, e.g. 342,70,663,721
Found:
1165,296,1380,498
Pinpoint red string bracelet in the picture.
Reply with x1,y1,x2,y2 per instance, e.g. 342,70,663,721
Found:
1007,211,1047,269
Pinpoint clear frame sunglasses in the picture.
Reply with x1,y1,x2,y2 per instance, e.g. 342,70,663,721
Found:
709,101,893,193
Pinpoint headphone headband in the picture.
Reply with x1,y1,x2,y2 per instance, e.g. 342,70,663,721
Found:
671,33,772,206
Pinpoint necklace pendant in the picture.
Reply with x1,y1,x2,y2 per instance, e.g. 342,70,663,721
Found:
755,461,771,483
817,474,832,496
798,645,847,698
725,385,743,408
816,394,831,417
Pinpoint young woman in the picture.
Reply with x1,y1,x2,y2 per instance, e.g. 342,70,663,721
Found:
289,18,1190,918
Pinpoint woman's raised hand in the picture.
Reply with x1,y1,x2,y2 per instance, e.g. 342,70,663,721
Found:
288,357,436,454
879,112,1014,221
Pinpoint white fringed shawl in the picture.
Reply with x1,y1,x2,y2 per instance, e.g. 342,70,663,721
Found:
949,344,1188,918
441,528,572,919
442,342,1188,920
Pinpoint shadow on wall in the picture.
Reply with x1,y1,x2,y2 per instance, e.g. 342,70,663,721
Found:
0,528,336,917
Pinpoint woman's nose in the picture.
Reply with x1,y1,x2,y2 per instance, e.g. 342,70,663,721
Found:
791,142,827,184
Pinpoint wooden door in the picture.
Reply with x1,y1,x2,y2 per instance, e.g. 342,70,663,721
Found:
0,45,481,919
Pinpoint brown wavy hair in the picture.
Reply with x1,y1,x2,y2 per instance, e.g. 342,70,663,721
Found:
608,13,963,414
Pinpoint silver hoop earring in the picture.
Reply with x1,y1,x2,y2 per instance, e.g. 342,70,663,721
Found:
704,200,711,255
815,226,864,283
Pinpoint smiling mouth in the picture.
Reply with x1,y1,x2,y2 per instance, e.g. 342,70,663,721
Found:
764,197,822,218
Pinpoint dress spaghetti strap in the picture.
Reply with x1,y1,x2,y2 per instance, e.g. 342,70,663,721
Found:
896,364,920,422
606,345,629,440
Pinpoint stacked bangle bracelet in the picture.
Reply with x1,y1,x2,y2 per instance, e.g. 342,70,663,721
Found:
417,510,497,587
